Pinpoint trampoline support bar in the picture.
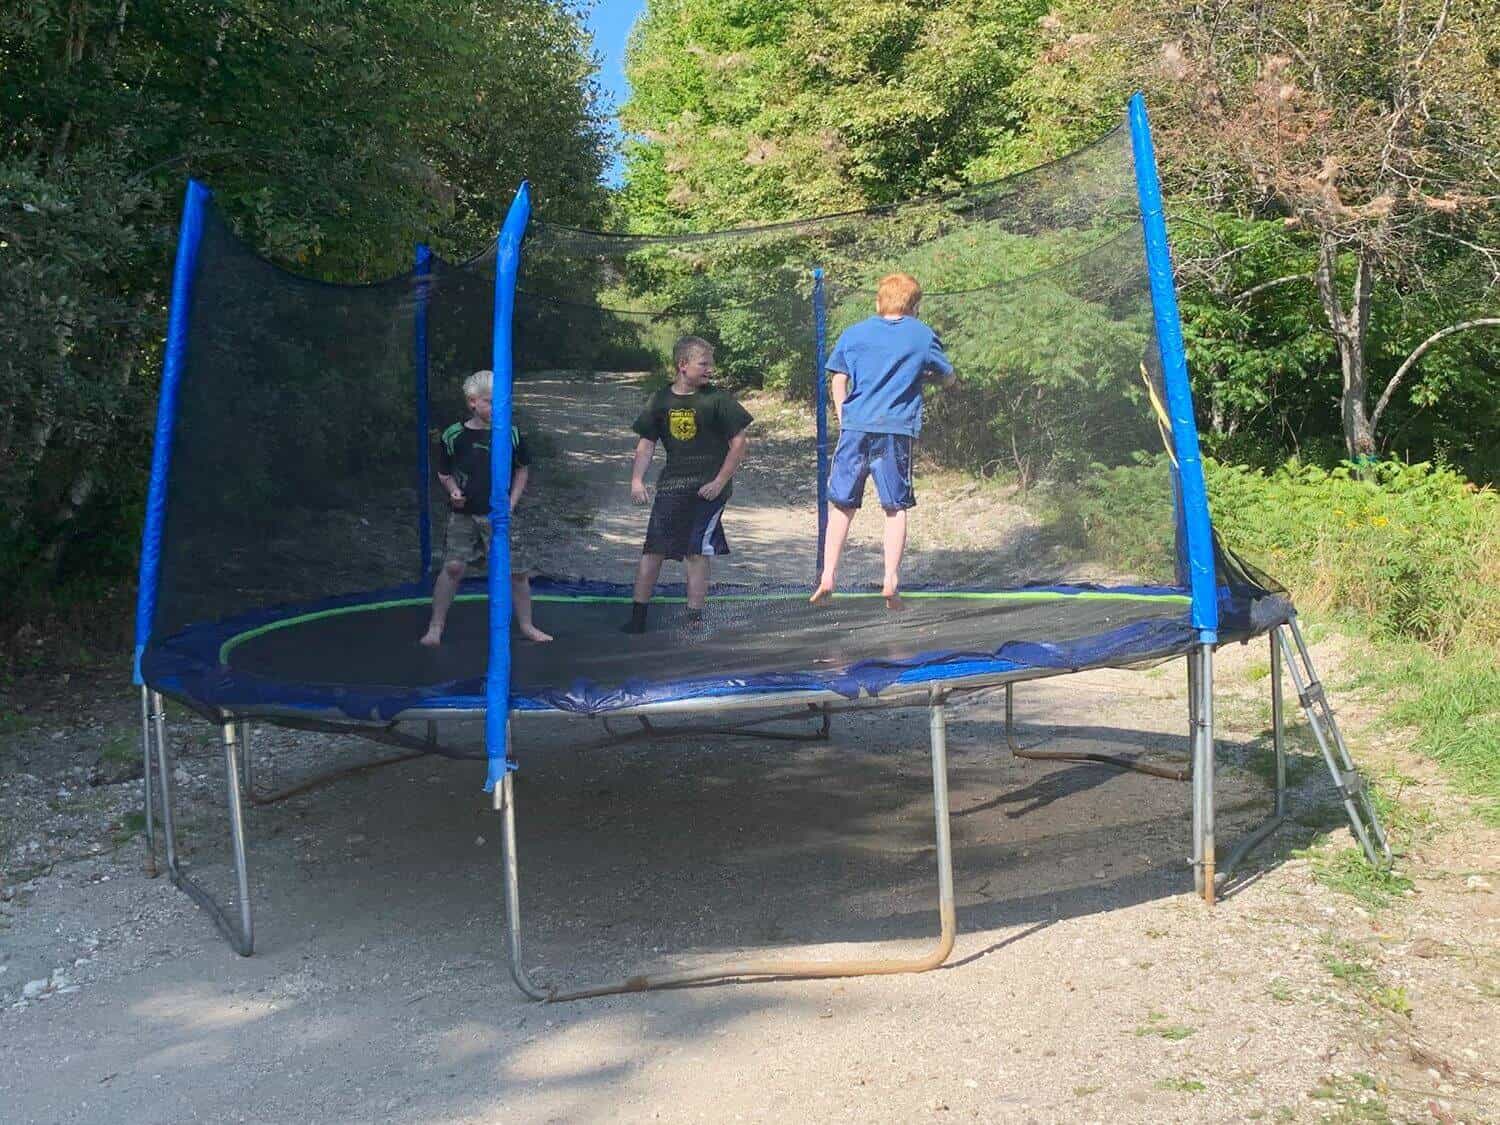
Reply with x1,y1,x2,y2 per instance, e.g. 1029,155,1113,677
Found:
147,692,254,956
499,689,958,1002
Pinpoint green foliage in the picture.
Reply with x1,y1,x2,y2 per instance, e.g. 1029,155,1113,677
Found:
1,0,608,636
1205,459,1499,653
620,0,1049,227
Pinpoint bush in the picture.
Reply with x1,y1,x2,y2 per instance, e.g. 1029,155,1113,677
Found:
1206,459,1499,654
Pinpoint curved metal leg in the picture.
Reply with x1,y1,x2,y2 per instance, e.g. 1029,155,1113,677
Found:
149,693,253,955
501,691,958,1002
1217,627,1290,884
1005,684,1190,781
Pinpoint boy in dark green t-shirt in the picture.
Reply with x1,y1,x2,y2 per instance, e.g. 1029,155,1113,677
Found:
623,336,752,633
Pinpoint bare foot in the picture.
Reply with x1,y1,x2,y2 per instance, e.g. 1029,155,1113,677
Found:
519,625,553,643
419,628,443,647
809,583,835,605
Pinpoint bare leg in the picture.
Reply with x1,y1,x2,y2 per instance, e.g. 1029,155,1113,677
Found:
882,508,908,609
421,560,466,645
811,504,856,603
511,574,552,642
685,555,710,610
632,553,666,604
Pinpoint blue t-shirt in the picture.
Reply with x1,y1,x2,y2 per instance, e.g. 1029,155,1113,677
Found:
825,315,953,436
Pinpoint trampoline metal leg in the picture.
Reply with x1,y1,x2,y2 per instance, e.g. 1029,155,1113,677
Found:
149,692,254,956
139,686,158,878
239,720,253,799
1190,645,1216,904
499,769,549,1001
222,722,254,954
1216,628,1291,886
502,690,958,1002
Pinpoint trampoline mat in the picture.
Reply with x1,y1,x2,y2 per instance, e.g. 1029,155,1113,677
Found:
144,582,1210,716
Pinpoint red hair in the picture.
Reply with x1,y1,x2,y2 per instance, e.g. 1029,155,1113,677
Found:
876,273,922,316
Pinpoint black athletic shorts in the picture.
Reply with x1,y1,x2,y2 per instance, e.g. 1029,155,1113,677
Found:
643,482,731,560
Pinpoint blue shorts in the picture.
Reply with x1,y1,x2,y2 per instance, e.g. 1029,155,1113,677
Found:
827,430,915,512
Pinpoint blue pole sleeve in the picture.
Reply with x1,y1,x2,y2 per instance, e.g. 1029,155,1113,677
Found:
133,179,211,683
1128,93,1219,641
812,268,830,581
485,182,532,791
414,244,434,584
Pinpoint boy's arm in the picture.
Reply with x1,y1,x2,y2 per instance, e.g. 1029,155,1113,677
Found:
509,465,529,512
827,370,850,423
699,430,748,501
630,437,655,503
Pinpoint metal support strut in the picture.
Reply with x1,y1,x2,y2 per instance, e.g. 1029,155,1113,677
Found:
139,686,158,878
1004,684,1190,781
500,690,958,1002
1189,644,1216,903
147,692,254,955
1279,616,1391,865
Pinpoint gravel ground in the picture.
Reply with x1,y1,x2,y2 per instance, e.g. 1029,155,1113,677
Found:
2,374,1495,1123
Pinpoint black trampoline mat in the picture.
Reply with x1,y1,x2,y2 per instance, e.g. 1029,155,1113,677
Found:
218,589,1191,699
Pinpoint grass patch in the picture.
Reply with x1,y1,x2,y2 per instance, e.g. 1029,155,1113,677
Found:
1135,1012,1196,1040
1307,1073,1392,1123
100,731,137,765
1155,1076,1206,1093
1304,847,1414,909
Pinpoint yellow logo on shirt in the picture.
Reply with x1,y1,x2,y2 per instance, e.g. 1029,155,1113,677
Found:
668,409,697,441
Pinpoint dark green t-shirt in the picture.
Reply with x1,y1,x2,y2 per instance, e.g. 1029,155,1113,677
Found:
632,385,753,496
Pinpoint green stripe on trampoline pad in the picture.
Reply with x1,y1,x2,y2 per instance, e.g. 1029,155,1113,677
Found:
533,591,1191,606
219,595,488,663
218,588,1189,664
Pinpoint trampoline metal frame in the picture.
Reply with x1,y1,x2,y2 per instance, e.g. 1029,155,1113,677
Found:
135,625,1385,997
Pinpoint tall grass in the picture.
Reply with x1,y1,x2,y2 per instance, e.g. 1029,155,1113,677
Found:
1207,458,1499,822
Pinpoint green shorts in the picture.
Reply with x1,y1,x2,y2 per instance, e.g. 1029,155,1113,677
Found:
442,512,538,575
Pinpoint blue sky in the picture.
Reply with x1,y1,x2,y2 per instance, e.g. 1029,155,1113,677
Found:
584,0,648,185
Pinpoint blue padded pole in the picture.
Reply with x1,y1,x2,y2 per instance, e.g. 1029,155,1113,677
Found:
414,244,434,584
485,182,532,792
1129,93,1219,641
133,179,211,684
812,268,830,581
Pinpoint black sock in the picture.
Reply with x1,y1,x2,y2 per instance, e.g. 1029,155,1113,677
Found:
621,601,649,634
685,606,704,624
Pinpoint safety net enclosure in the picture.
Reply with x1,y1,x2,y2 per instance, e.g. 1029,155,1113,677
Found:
133,96,1387,990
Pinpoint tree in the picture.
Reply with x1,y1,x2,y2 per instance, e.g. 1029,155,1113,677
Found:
1025,0,1499,459
618,0,1049,228
0,0,608,613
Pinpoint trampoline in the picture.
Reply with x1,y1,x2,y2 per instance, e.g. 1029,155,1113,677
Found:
131,96,1387,1001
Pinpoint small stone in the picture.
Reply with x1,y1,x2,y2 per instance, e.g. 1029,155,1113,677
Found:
1464,875,1491,893
1092,870,1106,880
475,836,486,846
173,767,191,786
22,979,49,999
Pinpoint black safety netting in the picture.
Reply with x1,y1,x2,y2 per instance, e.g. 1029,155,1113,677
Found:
143,116,1286,728
150,206,497,641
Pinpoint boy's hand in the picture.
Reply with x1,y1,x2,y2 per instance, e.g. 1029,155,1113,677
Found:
697,478,725,501
448,488,465,509
631,480,650,504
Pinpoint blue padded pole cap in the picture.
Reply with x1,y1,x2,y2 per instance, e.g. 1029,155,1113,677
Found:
485,182,533,791
1128,93,1219,639
134,178,213,684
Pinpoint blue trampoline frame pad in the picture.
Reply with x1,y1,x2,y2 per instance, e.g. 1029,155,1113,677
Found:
139,578,1289,723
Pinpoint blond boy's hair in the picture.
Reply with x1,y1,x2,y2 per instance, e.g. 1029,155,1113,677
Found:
672,336,714,369
462,369,493,398
875,273,922,317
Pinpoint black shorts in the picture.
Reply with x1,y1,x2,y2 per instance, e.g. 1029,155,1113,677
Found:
643,481,731,560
